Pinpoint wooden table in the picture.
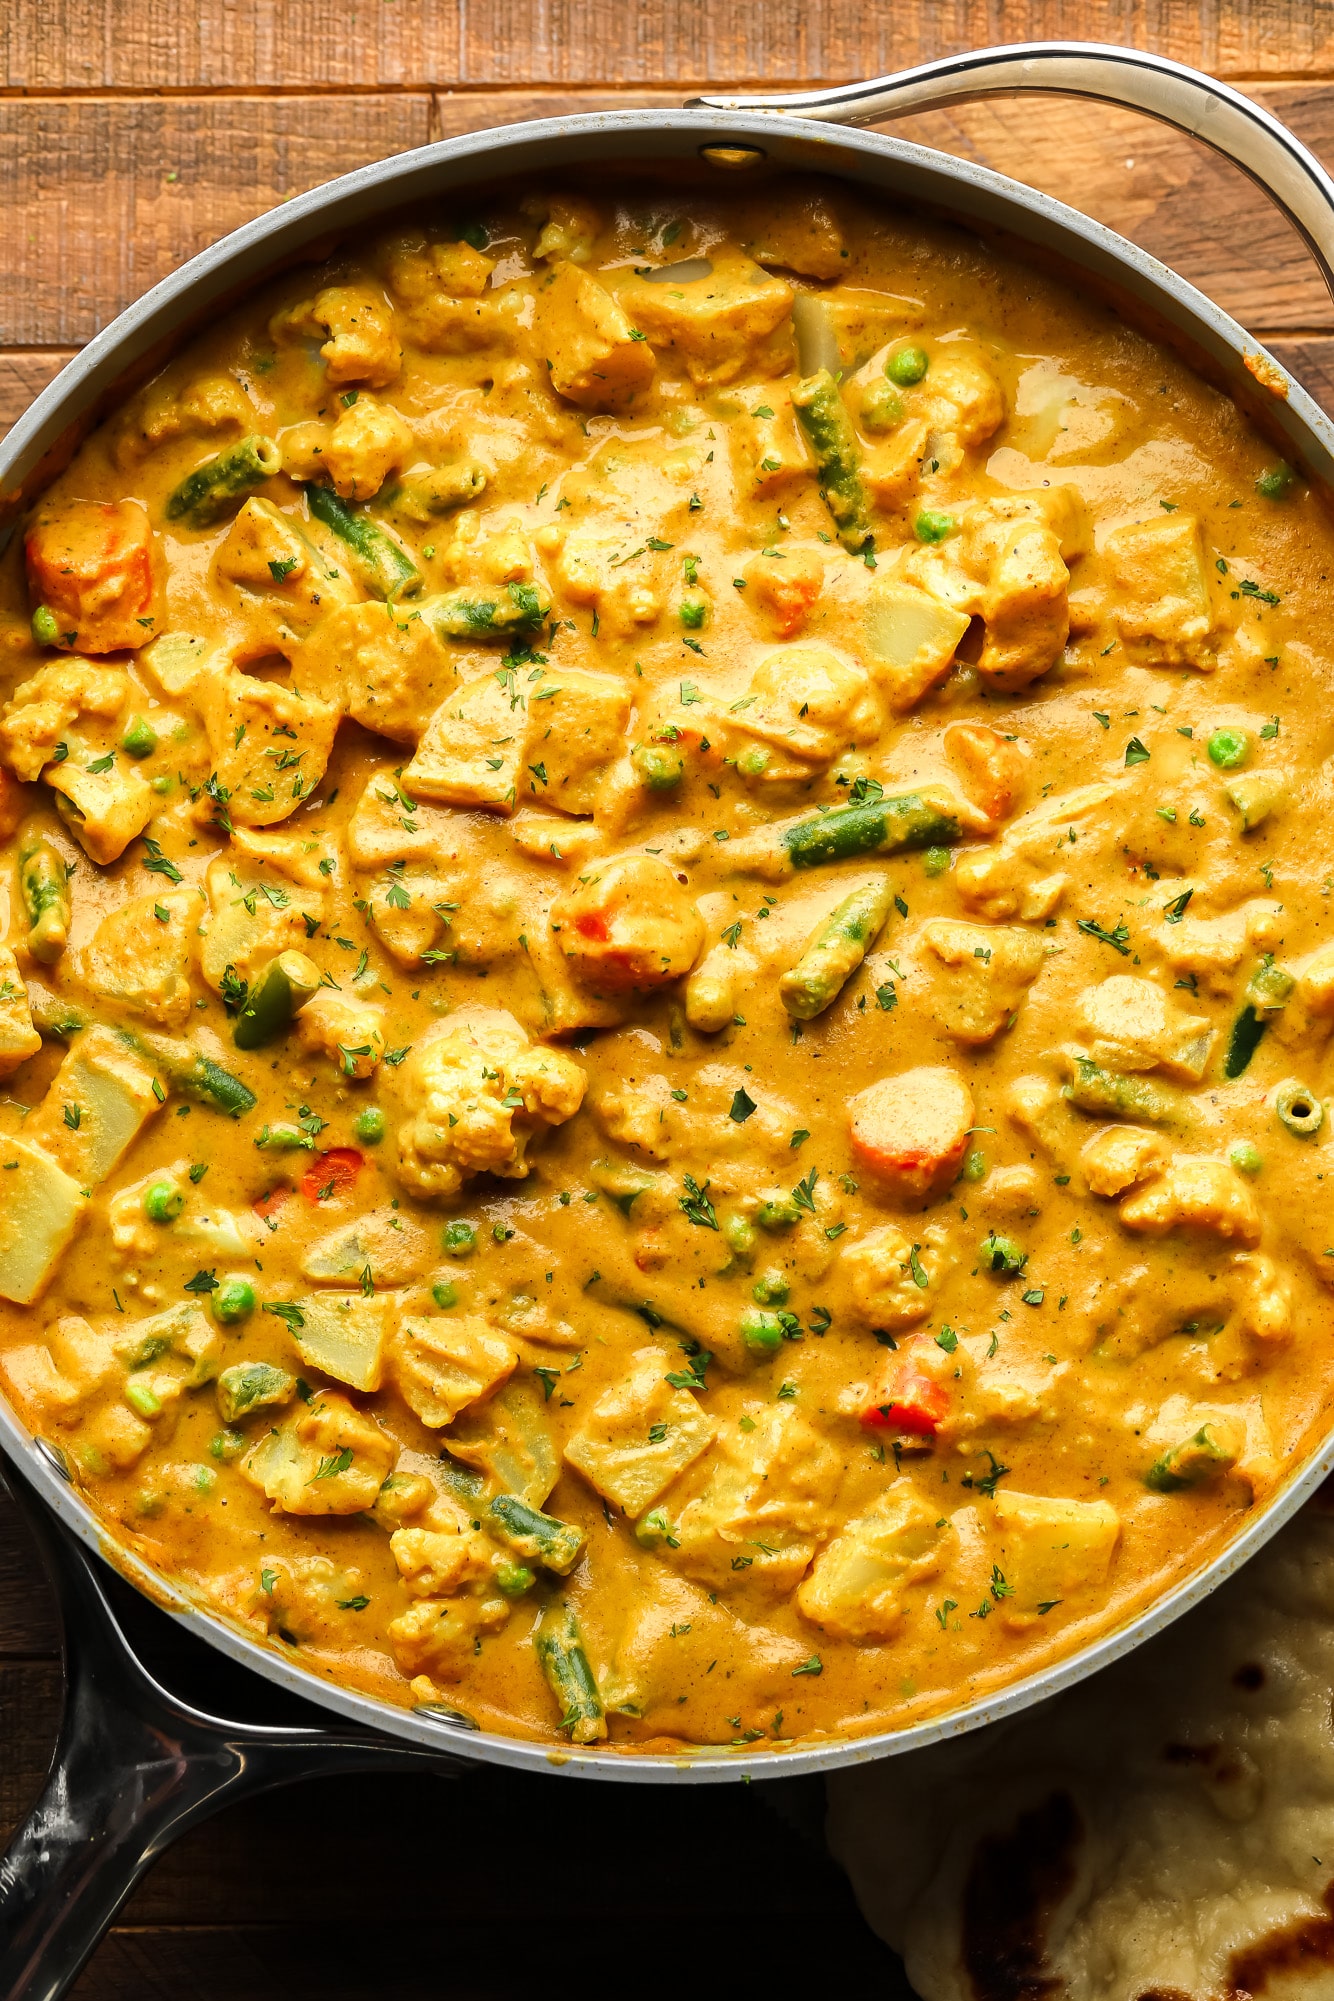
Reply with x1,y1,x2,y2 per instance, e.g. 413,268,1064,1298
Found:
2,5,1332,1991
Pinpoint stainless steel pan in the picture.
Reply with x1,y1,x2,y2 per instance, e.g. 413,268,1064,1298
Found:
3,43,1334,1998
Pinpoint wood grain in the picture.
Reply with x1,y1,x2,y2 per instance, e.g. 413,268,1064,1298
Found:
2,82,1333,353
3,0,1334,90
0,352,76,440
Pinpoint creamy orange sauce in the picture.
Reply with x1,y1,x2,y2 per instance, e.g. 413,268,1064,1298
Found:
0,175,1330,1755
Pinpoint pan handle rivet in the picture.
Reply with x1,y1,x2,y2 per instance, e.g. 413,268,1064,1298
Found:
699,144,766,169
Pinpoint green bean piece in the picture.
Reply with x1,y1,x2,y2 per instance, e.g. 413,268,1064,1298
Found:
166,433,282,526
1275,1079,1324,1138
534,1603,606,1744
422,581,550,639
487,1494,586,1576
212,1277,257,1326
216,1359,293,1423
1145,1420,1242,1494
233,949,321,1051
304,482,422,601
780,877,895,1020
781,790,962,873
132,1032,257,1117
18,821,70,965
886,343,929,386
980,1233,1027,1277
388,464,487,521
30,605,59,647
792,368,872,553
254,1122,316,1151
124,1380,162,1419
143,1178,185,1224
27,988,89,1039
1063,1057,1175,1123
1248,959,1294,1010
1223,1005,1267,1079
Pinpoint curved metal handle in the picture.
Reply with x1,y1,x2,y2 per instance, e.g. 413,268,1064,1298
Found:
0,1466,463,2001
689,42,1334,309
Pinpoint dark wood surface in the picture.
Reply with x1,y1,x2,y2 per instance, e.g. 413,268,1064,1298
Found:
2,6,1333,1991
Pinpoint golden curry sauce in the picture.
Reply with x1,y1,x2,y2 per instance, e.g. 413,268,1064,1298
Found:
0,175,1330,1753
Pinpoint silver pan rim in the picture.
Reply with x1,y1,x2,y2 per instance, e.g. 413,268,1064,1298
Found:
3,104,1331,1783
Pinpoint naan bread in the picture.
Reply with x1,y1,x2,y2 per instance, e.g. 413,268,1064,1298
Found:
828,1498,1334,2001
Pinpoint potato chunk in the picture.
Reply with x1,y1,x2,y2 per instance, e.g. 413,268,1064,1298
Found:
797,1485,947,1642
991,1490,1121,1615
293,599,456,743
848,1067,974,1202
199,670,339,828
617,254,794,389
0,1137,87,1305
564,1349,716,1516
551,853,704,991
1106,513,1215,671
536,264,656,411
391,1314,517,1427
291,1294,394,1393
522,669,630,816
26,500,159,655
976,519,1069,691
48,758,155,866
920,920,1047,1045
26,1026,161,1187
73,887,204,1029
1077,974,1215,1083
863,579,969,713
404,672,528,813
0,946,41,1076
242,1389,396,1515
394,1009,586,1200
651,1405,840,1595
836,1224,949,1332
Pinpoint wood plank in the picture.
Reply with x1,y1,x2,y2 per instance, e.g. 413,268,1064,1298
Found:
1269,333,1334,411
0,96,432,346
3,0,1333,90
3,82,1334,351
0,1481,60,1655
0,350,76,442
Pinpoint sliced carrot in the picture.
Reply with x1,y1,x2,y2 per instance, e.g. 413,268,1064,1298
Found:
848,1067,974,1202
25,499,158,655
860,1365,949,1436
300,1147,364,1203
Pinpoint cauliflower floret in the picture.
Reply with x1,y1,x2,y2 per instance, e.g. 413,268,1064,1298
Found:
0,661,131,782
390,1523,496,1599
837,1223,951,1332
525,193,602,265
920,919,1047,1044
270,283,402,389
292,599,456,743
114,372,255,467
297,992,386,1080
1080,1124,1168,1198
1119,1156,1262,1247
394,1008,586,1200
0,947,39,1077
387,1591,509,1683
616,253,794,390
917,343,1006,452
797,1485,947,1642
729,643,881,784
281,393,414,502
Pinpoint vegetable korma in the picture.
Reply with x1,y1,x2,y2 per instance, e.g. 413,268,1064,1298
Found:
0,176,1330,1752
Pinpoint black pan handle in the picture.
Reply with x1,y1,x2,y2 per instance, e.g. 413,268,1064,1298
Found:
689,42,1334,309
0,1466,464,2001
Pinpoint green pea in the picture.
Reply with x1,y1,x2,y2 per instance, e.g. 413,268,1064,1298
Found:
151,773,175,795
212,1276,257,1325
886,343,929,387
1255,464,1294,500
725,1213,755,1258
495,1561,536,1597
143,1178,184,1223
443,1221,477,1256
914,510,955,545
922,845,952,877
1207,726,1251,770
756,1194,801,1230
1229,1140,1263,1177
631,742,685,791
210,1428,247,1462
431,1280,459,1309
120,715,158,760
30,605,59,647
961,1148,987,1183
752,1268,790,1306
679,597,707,629
739,1307,786,1356
355,1106,386,1144
859,378,904,434
980,1232,1027,1277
